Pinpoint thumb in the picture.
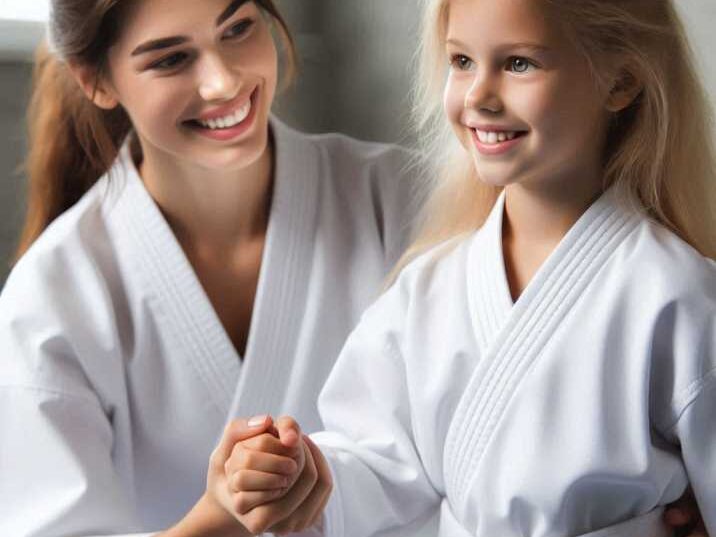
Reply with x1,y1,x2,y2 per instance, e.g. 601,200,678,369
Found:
217,415,273,463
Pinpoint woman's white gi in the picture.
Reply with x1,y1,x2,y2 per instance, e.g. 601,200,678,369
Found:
0,119,418,537
314,188,716,537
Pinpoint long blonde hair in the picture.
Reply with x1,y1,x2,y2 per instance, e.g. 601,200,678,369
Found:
395,0,716,277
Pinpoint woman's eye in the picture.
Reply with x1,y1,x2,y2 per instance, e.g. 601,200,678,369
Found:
224,19,254,39
450,54,474,71
508,56,535,73
151,52,189,71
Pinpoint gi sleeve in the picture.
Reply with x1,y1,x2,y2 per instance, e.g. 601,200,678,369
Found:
310,299,441,537
670,293,716,537
0,385,152,537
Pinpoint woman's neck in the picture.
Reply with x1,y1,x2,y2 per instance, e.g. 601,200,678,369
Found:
137,139,274,256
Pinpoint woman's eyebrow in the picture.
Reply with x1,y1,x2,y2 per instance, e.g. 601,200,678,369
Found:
130,0,251,57
131,36,190,56
216,0,251,27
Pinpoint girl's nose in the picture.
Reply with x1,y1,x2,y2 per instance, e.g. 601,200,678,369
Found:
198,54,241,102
464,73,503,114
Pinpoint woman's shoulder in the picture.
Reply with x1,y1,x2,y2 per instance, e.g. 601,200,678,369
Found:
273,117,416,189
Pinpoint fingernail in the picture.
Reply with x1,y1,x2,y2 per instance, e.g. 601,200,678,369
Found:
248,415,268,427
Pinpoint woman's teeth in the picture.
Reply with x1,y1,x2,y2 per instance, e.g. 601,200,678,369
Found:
475,129,519,145
198,101,251,130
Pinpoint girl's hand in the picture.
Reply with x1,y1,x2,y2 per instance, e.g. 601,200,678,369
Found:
664,489,707,537
267,434,334,535
225,422,304,516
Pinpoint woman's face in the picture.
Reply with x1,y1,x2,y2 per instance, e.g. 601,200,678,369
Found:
101,0,278,172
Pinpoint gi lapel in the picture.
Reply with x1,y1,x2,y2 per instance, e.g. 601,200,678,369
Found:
227,118,320,421
444,188,639,514
111,144,242,420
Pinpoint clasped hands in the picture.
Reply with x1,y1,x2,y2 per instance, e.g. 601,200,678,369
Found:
207,415,333,535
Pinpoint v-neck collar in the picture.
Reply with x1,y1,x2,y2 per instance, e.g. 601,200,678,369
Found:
451,186,640,509
468,187,635,351
108,117,319,421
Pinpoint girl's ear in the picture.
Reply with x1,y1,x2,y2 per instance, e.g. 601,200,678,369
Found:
606,67,643,113
67,61,120,110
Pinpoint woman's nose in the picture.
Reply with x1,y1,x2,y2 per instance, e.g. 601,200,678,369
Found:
464,72,503,114
198,54,241,102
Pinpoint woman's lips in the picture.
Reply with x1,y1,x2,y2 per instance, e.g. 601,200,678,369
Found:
183,88,259,142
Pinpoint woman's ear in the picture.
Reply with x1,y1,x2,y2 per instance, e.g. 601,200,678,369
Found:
67,61,120,110
606,67,643,113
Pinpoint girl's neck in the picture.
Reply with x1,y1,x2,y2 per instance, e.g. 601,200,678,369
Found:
501,171,604,301
137,139,274,256
503,172,604,248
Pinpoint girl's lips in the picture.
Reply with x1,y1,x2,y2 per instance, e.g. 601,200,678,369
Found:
183,89,259,142
471,128,528,156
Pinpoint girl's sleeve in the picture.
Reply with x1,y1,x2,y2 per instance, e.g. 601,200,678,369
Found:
310,297,441,537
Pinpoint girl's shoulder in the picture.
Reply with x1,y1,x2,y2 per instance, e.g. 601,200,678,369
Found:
622,215,716,306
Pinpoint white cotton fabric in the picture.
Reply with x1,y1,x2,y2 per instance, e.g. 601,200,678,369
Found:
0,118,420,537
314,188,716,537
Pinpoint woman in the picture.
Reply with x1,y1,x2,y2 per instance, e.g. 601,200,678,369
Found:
0,0,412,535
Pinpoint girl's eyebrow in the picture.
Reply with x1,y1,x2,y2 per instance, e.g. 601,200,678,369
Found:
131,0,251,57
445,38,551,54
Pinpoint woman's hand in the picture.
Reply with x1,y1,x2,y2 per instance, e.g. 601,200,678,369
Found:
664,488,708,537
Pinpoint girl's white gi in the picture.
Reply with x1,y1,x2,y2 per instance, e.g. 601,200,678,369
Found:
0,119,419,537
314,188,716,537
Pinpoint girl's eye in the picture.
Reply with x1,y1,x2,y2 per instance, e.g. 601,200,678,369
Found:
150,52,189,71
450,54,475,71
223,19,254,39
508,56,535,73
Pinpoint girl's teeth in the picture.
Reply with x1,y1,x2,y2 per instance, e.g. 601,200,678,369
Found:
198,101,251,130
476,129,520,145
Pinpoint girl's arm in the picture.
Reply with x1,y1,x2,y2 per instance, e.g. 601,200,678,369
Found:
308,303,442,537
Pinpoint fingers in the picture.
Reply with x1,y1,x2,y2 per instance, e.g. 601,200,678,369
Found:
215,416,274,465
229,469,291,493
265,439,320,534
275,416,302,448
274,434,333,533
237,430,300,459
664,507,693,527
225,447,298,476
305,435,334,528
232,488,288,516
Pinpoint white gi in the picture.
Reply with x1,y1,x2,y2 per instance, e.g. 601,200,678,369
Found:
0,119,420,537
314,188,716,537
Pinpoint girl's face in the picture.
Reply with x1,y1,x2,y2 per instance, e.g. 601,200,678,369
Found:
101,0,278,172
443,0,611,191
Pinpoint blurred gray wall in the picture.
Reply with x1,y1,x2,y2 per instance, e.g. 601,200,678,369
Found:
1,1,715,286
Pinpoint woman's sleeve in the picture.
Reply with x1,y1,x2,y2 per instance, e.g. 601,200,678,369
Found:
0,386,153,537
310,295,441,537
0,253,153,537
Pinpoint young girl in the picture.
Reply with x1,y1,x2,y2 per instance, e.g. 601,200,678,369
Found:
227,0,716,535
0,0,422,536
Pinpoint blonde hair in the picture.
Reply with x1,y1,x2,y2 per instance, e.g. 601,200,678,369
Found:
393,0,716,278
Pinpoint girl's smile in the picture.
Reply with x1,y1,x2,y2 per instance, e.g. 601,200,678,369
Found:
443,0,611,192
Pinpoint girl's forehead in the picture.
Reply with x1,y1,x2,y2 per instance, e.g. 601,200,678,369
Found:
444,0,557,45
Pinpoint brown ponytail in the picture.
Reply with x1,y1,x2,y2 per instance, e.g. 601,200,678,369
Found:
15,42,131,261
